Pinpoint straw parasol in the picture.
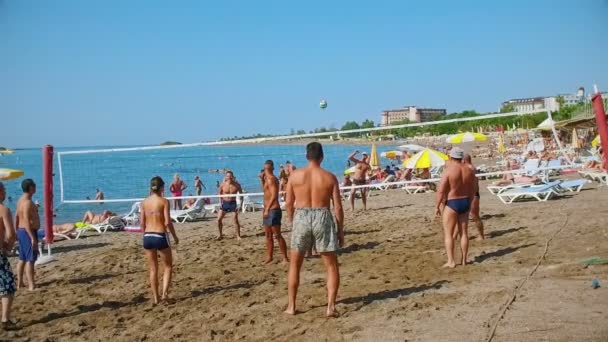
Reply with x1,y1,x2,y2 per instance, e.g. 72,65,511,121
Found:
402,149,448,169
0,168,24,181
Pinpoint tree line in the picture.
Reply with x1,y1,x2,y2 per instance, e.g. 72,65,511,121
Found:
218,102,591,141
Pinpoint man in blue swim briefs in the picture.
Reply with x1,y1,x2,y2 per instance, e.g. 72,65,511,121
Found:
217,171,243,240
262,160,289,264
15,179,40,290
436,148,477,268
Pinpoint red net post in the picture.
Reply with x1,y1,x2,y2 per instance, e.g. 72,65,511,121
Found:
43,145,54,244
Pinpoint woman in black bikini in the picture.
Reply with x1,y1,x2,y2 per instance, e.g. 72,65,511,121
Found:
141,176,179,304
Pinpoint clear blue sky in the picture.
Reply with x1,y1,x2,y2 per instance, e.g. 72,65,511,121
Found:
1,0,607,148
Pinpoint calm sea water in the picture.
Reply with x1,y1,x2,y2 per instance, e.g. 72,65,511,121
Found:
1,143,400,223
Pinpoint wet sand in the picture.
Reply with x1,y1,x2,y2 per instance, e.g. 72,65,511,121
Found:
3,180,608,341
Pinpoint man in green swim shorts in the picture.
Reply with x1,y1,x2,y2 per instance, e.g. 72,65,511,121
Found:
284,142,344,318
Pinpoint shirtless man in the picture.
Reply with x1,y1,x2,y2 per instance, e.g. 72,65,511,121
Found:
285,161,296,178
348,150,371,211
436,148,477,268
217,171,242,240
284,142,344,317
0,182,17,328
262,160,288,264
95,188,104,203
15,179,40,290
463,154,484,240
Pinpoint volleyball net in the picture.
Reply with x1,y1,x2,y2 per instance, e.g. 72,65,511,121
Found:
54,109,569,218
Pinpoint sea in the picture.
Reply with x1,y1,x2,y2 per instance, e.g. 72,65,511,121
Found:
1,143,401,223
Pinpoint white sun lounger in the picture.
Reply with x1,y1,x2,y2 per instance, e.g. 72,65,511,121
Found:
372,175,396,191
555,179,591,193
403,185,427,194
579,171,608,185
487,180,560,195
171,198,207,223
497,183,560,204
122,202,141,226
75,216,125,239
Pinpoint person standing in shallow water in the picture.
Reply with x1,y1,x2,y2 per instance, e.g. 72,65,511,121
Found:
284,142,344,317
141,176,179,304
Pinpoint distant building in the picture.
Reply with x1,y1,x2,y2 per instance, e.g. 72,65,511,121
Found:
502,87,587,113
380,106,446,126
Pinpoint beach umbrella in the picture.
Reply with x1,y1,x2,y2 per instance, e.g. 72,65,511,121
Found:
369,144,380,168
402,149,448,169
571,129,580,149
592,135,600,147
536,118,555,130
397,144,425,153
344,166,356,175
0,168,24,181
380,151,401,159
497,134,506,154
446,132,487,144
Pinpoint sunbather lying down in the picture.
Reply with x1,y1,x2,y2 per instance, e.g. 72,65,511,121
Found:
494,173,541,186
36,223,78,241
81,210,116,224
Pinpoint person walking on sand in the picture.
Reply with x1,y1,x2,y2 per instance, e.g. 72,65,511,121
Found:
217,171,242,240
15,179,39,291
261,160,289,264
348,150,370,211
435,148,477,268
169,174,187,210
284,142,344,317
141,176,179,305
0,182,17,329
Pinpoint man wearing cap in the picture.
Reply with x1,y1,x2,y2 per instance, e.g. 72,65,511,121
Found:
436,147,477,268
348,150,371,211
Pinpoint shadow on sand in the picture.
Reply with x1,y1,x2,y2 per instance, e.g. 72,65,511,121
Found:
190,281,259,299
339,280,449,306
69,273,117,285
487,226,527,239
53,242,111,254
474,244,535,263
28,295,147,326
339,241,380,255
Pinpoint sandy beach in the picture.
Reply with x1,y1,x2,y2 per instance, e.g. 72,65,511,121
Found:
2,179,607,342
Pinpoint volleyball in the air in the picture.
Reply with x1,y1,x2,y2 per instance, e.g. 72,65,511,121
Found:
319,99,328,109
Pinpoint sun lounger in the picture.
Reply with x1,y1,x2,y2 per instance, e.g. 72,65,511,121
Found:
242,195,264,213
75,216,125,238
402,185,426,194
555,179,590,193
171,198,207,223
488,180,561,195
579,171,608,185
496,183,560,204
122,202,141,226
372,175,396,191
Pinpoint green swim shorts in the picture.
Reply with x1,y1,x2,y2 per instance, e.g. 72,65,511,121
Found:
291,208,339,253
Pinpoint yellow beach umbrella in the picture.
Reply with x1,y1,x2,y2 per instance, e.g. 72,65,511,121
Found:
446,132,487,144
402,148,448,169
380,151,401,159
497,134,506,154
571,129,580,149
369,143,380,168
0,168,24,181
344,166,356,175
592,135,600,147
